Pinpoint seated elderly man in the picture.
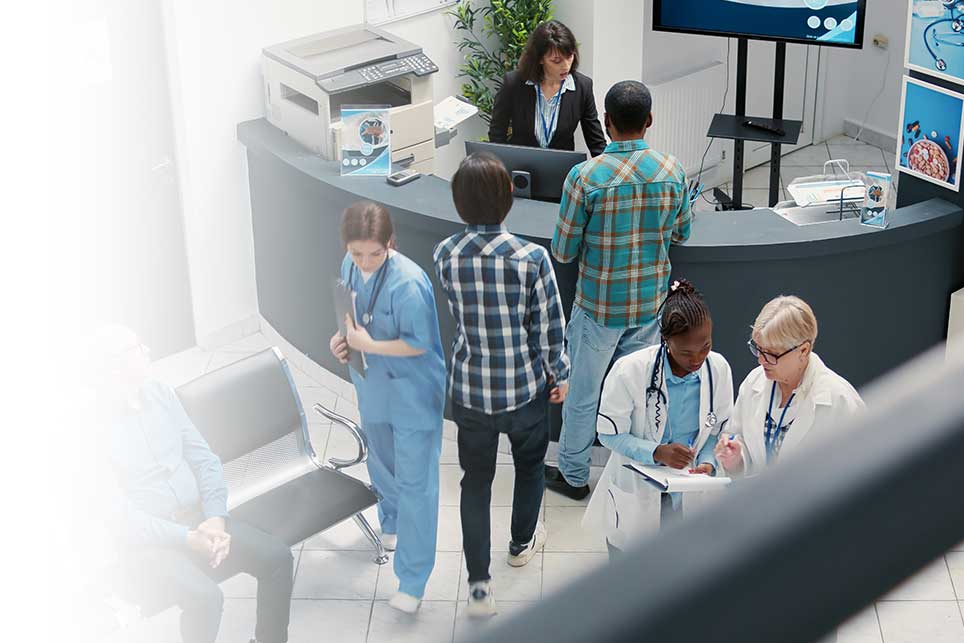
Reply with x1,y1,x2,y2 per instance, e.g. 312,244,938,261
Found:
97,325,293,643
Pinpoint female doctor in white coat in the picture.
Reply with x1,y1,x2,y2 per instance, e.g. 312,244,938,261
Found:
715,295,865,476
583,280,734,556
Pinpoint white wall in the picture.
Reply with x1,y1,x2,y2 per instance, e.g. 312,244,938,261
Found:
161,0,364,347
819,0,906,144
380,9,488,179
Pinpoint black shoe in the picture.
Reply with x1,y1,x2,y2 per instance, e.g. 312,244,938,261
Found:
544,464,591,500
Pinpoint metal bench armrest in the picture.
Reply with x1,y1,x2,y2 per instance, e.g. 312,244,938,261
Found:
312,403,368,470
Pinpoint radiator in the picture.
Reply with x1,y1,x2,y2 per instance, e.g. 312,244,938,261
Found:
644,61,726,177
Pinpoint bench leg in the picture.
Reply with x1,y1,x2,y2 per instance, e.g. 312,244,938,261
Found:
353,513,389,565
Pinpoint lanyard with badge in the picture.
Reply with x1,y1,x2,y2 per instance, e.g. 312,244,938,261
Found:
349,258,390,327
537,82,565,147
764,381,796,462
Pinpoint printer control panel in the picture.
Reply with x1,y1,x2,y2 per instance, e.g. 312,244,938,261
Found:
320,54,439,93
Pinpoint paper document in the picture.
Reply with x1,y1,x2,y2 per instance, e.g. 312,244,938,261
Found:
434,96,479,131
332,279,366,376
786,179,866,207
624,464,732,492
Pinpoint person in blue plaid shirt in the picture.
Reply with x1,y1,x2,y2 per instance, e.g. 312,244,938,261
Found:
434,153,570,618
546,80,693,501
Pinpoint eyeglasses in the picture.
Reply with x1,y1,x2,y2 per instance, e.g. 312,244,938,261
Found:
747,338,804,365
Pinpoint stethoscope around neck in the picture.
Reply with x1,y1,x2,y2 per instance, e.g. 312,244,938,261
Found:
645,343,717,434
348,257,391,327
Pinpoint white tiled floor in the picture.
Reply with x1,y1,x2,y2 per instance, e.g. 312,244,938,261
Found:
129,231,964,642
694,135,895,211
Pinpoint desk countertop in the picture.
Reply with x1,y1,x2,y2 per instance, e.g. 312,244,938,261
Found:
239,118,963,263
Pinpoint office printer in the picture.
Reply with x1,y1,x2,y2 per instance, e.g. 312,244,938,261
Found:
262,25,439,174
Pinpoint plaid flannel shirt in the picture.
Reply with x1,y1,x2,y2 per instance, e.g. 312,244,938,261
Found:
434,225,570,414
552,139,692,328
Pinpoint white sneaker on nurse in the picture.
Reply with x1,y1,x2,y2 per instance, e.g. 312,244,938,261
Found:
389,591,421,614
466,581,497,618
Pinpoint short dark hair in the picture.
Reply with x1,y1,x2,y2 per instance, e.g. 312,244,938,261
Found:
451,153,513,225
340,200,394,247
517,20,580,84
605,80,652,134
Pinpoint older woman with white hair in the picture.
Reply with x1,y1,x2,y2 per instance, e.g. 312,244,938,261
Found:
714,296,865,476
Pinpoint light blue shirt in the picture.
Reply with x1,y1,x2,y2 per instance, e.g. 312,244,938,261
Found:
526,74,576,148
598,354,718,469
109,381,228,547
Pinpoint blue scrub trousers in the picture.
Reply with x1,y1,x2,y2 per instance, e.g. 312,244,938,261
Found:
557,305,660,487
364,421,442,599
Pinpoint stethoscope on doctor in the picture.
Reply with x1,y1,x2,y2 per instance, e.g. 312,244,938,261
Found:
645,343,717,436
348,257,392,327
922,1,964,73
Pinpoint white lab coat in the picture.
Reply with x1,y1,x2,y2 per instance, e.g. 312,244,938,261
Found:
726,352,865,476
582,345,735,549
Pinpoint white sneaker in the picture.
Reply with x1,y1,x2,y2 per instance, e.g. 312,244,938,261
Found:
506,521,546,567
388,591,421,614
381,533,397,552
466,581,497,618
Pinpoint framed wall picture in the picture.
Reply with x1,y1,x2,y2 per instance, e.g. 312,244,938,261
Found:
905,0,964,84
896,75,964,191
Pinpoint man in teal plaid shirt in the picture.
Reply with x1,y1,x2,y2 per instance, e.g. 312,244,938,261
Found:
546,80,693,499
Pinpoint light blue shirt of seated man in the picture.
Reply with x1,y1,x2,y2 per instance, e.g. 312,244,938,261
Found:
110,380,228,547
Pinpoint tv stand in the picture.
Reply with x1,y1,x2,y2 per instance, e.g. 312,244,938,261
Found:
710,38,802,211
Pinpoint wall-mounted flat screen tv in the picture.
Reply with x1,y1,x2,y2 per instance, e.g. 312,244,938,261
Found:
653,0,867,49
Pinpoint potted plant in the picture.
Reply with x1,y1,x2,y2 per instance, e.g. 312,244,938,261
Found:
447,0,554,125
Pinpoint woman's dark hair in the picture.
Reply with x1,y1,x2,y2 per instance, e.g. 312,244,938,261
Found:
451,152,514,225
517,20,580,83
340,201,395,247
658,279,711,338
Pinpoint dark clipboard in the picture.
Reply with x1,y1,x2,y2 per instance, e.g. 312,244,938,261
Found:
332,279,366,376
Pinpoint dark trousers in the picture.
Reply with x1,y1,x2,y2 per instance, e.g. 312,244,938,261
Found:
453,389,549,584
116,517,294,643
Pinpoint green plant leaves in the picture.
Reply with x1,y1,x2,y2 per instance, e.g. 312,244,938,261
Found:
447,0,554,123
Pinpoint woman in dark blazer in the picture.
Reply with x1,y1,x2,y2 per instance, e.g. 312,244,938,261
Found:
488,20,607,157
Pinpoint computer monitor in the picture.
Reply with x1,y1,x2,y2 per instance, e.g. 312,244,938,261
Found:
464,140,587,203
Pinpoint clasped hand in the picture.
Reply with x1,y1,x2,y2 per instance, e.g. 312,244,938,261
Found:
186,516,231,569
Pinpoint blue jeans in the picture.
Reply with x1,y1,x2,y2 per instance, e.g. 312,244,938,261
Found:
557,305,660,487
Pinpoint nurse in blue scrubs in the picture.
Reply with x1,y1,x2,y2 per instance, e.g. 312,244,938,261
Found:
328,201,446,614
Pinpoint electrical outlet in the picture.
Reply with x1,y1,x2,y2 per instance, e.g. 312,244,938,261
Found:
872,34,889,49
721,149,727,161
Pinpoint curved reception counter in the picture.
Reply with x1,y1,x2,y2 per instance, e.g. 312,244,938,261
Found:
239,118,964,431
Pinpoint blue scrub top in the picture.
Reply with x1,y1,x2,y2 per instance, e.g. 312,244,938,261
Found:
340,251,447,429
663,354,701,449
662,353,718,469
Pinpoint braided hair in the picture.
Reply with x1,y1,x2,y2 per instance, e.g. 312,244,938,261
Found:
649,279,712,431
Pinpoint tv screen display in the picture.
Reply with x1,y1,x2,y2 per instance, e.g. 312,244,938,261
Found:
653,0,867,49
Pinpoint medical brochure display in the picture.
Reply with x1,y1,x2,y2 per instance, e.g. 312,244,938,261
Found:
860,171,894,228
339,106,391,176
897,76,964,191
906,0,964,84
653,0,867,48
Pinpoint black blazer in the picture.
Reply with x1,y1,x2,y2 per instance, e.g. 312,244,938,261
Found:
488,70,607,157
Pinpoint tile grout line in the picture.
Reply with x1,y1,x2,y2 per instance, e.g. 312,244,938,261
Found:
873,601,886,643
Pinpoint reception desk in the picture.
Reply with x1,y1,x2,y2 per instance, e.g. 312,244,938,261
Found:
239,118,964,432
